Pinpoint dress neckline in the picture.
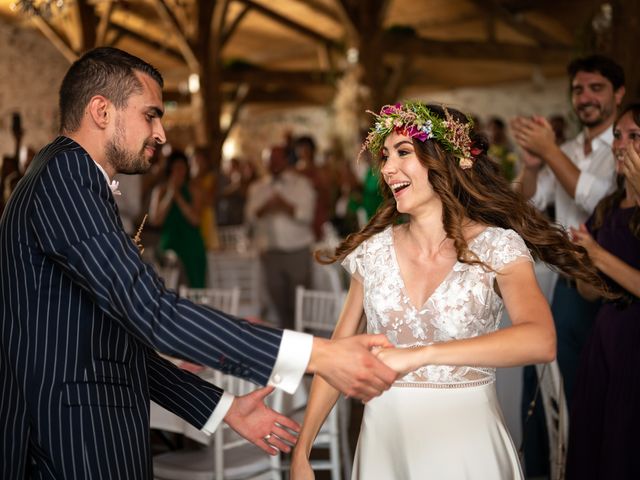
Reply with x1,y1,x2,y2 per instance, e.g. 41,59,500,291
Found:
389,225,493,311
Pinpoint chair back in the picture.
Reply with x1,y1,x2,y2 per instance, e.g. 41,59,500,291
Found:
292,286,351,479
179,286,240,316
207,251,262,318
218,225,251,252
156,266,180,290
294,286,346,335
152,249,182,291
311,262,344,294
212,371,282,480
536,360,568,480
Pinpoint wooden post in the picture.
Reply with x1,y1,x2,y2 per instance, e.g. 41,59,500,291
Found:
611,0,640,99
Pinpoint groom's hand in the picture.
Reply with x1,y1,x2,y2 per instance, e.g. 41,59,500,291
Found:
224,386,300,455
307,334,398,402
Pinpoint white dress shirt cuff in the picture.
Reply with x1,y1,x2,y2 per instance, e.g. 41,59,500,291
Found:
268,330,313,394
201,391,235,435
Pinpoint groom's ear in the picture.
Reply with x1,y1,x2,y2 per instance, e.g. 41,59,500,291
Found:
86,95,112,130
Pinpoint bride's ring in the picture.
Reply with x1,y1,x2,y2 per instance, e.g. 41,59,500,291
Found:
263,434,272,441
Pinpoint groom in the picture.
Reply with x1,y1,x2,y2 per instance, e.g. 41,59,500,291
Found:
0,47,396,479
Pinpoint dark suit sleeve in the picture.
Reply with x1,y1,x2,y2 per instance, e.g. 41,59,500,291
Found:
30,155,283,387
146,349,222,429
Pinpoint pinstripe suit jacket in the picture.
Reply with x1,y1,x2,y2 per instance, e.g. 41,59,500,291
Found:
0,137,285,479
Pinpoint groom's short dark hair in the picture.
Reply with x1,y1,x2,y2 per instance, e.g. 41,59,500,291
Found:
59,47,163,133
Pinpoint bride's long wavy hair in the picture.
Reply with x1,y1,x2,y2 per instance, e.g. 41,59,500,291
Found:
318,103,608,294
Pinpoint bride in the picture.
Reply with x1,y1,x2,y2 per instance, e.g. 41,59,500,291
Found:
290,102,609,479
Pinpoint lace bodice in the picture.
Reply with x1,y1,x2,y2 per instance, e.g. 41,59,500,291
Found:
342,226,533,387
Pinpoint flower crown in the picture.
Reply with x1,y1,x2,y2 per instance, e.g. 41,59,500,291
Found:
361,101,480,169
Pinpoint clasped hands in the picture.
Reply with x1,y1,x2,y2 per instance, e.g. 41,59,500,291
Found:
510,115,557,169
308,334,420,402
225,334,409,455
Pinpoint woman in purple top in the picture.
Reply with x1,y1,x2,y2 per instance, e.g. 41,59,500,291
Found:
567,102,640,479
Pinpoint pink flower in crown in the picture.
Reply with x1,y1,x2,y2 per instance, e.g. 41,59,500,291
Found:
381,103,403,115
404,125,430,142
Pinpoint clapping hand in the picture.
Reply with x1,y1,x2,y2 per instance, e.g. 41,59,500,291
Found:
224,386,300,455
569,224,601,260
519,148,545,171
510,116,556,159
620,144,640,204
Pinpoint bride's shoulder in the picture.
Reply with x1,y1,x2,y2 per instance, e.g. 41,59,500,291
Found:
362,225,394,248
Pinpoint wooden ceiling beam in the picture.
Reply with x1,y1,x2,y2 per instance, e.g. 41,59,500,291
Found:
235,0,341,51
415,13,481,30
469,0,569,47
76,0,97,52
504,0,581,13
383,33,572,63
110,24,185,63
30,15,78,63
222,68,334,86
152,0,199,71
242,88,330,104
221,4,251,47
96,0,115,46
222,83,250,142
295,0,343,23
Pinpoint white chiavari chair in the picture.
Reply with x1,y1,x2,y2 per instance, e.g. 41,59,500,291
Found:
536,360,568,480
150,287,240,446
207,251,262,320
179,286,240,317
217,225,251,253
290,286,350,480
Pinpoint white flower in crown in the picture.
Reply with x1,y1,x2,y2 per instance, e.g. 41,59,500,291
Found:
109,179,121,196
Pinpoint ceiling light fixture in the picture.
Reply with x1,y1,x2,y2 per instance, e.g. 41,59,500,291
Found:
10,0,65,18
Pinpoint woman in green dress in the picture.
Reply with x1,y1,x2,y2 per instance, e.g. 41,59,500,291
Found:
150,150,207,287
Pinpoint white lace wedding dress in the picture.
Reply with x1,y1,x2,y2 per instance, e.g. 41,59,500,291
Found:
343,225,528,479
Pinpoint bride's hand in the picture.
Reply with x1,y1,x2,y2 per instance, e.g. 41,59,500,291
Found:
373,347,417,377
290,451,315,480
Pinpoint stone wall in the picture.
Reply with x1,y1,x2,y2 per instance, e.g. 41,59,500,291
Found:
0,18,68,159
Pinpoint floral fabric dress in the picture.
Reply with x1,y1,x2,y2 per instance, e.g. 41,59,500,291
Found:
343,225,530,479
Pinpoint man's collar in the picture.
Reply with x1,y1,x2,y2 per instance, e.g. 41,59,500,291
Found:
579,124,614,148
92,159,121,196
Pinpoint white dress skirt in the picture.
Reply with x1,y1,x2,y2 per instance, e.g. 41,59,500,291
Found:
352,382,524,480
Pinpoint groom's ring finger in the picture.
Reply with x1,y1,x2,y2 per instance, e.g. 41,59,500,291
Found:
265,434,291,453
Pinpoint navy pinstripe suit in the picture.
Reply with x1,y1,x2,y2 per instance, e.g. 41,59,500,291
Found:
0,137,285,479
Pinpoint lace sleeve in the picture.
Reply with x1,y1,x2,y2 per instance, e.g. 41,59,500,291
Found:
341,242,366,283
489,229,533,272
